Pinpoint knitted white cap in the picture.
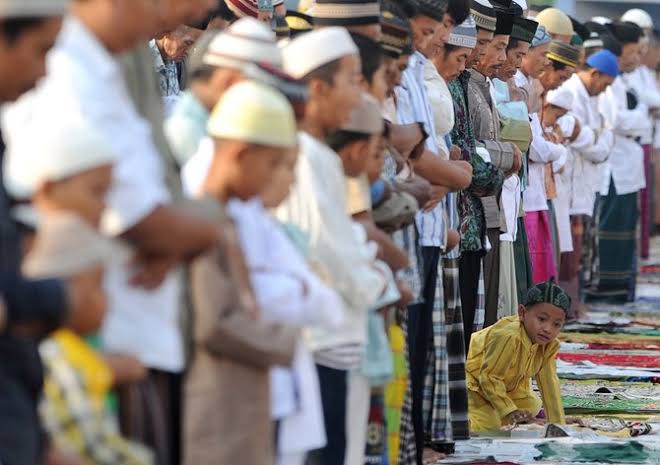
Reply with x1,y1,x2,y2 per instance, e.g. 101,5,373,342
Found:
546,87,573,111
621,9,653,30
282,27,358,79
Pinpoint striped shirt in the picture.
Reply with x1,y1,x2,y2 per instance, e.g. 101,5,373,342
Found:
395,51,447,249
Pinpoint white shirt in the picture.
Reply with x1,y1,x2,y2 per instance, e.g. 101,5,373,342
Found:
623,66,660,145
274,132,387,355
556,74,614,216
3,16,183,371
228,199,343,454
598,76,647,195
523,114,566,213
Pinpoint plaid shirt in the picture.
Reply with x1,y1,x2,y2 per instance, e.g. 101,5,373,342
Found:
39,330,153,465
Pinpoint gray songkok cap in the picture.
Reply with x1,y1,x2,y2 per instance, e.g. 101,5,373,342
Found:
0,0,69,18
447,16,477,48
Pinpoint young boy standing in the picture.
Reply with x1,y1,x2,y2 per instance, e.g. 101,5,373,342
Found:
465,280,568,432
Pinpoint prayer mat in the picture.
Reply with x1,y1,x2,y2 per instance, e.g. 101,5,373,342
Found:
535,440,650,464
562,395,660,414
557,352,660,369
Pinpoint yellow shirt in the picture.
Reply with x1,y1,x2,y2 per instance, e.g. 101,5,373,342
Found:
465,316,565,424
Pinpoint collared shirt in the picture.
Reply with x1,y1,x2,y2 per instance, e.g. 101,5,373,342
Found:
598,76,647,195
557,74,614,216
396,51,446,248
3,16,183,372
165,90,210,167
466,315,564,424
274,132,387,360
39,329,153,465
622,67,660,144
149,39,180,115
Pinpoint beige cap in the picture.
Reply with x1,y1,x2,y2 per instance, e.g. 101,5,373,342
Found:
23,213,130,279
341,93,384,135
282,27,357,79
6,123,116,198
203,17,282,69
0,0,69,18
207,80,297,148
536,8,574,36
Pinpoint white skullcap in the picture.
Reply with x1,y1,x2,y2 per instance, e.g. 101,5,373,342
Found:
0,0,69,18
204,17,282,69
621,9,653,30
23,212,130,279
591,16,612,26
6,123,116,198
546,88,573,111
282,27,358,79
208,80,297,148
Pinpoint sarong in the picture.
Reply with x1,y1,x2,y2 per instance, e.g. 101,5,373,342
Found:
585,181,638,303
497,241,518,320
459,252,485,351
559,215,584,319
641,144,652,260
483,228,500,327
547,200,561,268
514,216,533,304
524,210,557,284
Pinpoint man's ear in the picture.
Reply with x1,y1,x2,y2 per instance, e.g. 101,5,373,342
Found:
518,304,526,320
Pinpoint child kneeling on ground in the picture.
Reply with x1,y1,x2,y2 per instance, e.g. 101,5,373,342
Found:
465,279,568,432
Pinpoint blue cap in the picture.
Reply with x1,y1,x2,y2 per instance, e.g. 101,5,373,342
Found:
586,49,620,78
531,25,552,48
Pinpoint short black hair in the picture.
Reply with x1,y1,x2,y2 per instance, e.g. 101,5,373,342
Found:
443,43,461,53
301,58,342,85
507,38,520,50
0,17,48,43
327,130,371,152
551,59,567,71
447,0,470,25
350,32,384,84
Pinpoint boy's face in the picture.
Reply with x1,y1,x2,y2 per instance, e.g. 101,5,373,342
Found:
340,137,372,178
260,147,299,208
518,303,565,345
619,41,641,73
322,54,362,130
368,62,388,103
38,165,113,228
365,135,385,183
232,143,289,201
542,104,568,126
0,17,62,103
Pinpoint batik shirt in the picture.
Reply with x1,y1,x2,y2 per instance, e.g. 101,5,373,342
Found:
449,72,504,253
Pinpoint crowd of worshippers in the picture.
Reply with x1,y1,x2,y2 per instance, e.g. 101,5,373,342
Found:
0,0,658,465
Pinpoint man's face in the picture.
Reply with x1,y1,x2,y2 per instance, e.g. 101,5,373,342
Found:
589,70,614,96
319,54,362,130
539,62,574,91
619,40,642,73
385,54,410,94
159,25,202,62
0,17,62,102
477,34,509,77
411,15,440,57
497,40,530,81
467,28,494,68
522,43,550,78
437,45,470,82
431,13,456,53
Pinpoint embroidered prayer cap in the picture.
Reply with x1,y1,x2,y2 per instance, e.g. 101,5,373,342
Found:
224,0,285,18
312,0,381,26
524,279,571,314
470,0,496,32
531,24,551,47
380,8,412,58
414,0,448,22
511,17,538,43
0,0,69,18
447,15,477,48
282,26,358,79
606,20,643,45
546,87,573,111
341,93,384,134
546,40,580,68
23,213,130,280
285,10,313,37
208,80,297,148
621,9,653,30
7,123,116,198
536,8,573,37
586,49,620,77
204,17,283,69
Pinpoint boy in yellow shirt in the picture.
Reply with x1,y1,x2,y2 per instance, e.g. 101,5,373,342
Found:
466,279,568,432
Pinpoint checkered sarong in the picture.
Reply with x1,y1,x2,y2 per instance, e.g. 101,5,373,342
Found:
442,258,469,440
422,258,450,443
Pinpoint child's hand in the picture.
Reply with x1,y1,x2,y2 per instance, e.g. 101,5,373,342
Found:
505,410,535,425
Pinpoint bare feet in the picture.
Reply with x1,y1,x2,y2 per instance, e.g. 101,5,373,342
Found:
422,447,446,465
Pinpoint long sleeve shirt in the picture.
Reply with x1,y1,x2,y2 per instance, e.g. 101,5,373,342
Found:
598,76,647,195
465,315,565,424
